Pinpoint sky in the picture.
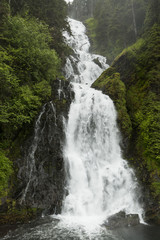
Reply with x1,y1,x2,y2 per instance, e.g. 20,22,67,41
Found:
65,0,74,3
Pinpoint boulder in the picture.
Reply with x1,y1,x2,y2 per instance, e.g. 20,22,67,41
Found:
93,57,103,68
103,211,140,229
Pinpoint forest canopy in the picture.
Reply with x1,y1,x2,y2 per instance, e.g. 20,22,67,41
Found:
69,0,160,63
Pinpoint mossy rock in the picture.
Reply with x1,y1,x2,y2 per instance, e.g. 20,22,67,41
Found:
0,206,41,225
0,197,42,225
92,67,132,143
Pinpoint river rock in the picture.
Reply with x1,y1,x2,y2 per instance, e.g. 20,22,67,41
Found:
103,211,140,229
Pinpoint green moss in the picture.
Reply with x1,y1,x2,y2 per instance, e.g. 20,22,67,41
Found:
92,67,132,140
0,206,40,224
126,28,160,177
0,150,13,198
128,90,160,198
109,24,160,207
151,182,160,200
85,18,98,53
93,24,160,218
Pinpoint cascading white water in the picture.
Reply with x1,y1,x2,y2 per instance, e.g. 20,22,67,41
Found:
61,18,143,227
63,18,108,85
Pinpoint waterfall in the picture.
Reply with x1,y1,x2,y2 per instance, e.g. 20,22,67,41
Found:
61,18,143,226
20,104,46,204
62,86,139,219
1,17,146,240
63,18,108,85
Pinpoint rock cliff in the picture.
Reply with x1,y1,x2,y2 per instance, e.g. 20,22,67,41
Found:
0,79,74,223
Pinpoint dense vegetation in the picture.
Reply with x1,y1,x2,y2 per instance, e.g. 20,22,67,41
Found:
0,0,68,201
70,0,160,63
7,0,69,56
92,68,132,143
87,0,146,63
92,0,160,222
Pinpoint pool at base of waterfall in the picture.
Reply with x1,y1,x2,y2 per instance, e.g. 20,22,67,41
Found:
1,216,160,240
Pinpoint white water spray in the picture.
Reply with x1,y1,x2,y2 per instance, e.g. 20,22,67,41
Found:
60,18,143,227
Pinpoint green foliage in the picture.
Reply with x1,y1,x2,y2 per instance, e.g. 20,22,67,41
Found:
84,0,147,63
93,23,160,204
0,204,40,224
92,68,132,140
9,0,68,28
152,182,160,198
68,0,98,21
9,0,69,56
110,24,160,200
0,0,69,220
0,0,10,24
73,0,159,65
85,18,97,52
144,0,160,30
0,150,13,197
134,92,160,169
0,16,60,140
2,16,60,82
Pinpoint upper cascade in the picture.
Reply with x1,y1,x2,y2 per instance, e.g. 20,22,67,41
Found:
63,18,109,85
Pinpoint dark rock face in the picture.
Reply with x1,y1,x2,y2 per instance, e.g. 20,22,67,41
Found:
16,80,74,214
93,57,103,68
103,211,140,229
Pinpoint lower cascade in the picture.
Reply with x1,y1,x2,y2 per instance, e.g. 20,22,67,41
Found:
62,85,142,222
59,18,143,228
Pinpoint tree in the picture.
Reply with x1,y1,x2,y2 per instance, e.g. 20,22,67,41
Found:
85,0,146,63
68,0,99,20
144,0,160,29
4,0,69,56
0,16,60,138
0,0,10,25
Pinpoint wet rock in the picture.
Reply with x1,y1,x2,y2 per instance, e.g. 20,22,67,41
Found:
63,55,80,82
16,79,74,214
93,58,103,68
103,211,140,229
